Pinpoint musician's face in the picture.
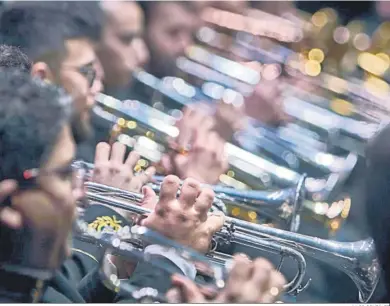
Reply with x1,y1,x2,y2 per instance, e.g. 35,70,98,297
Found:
97,1,147,88
59,38,103,143
37,125,77,259
145,2,197,78
11,125,77,267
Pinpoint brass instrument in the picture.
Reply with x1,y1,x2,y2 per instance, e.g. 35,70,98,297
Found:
78,181,380,303
95,92,354,204
74,161,306,232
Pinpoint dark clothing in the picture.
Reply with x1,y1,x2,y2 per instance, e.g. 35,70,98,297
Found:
0,257,181,303
0,204,181,303
365,124,390,301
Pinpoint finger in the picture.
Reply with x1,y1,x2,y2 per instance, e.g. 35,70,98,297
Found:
94,142,111,164
251,258,274,290
226,254,252,288
158,175,181,204
260,271,286,303
0,207,23,229
204,212,225,235
198,115,214,134
166,288,183,303
124,151,140,171
243,258,274,301
128,166,156,192
0,180,18,202
141,186,158,210
207,132,221,161
194,187,214,218
110,142,126,163
217,138,226,165
171,274,205,303
178,178,201,208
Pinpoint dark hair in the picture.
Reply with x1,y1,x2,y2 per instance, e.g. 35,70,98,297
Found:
137,0,192,26
0,69,72,184
365,124,390,300
0,1,103,67
0,44,31,72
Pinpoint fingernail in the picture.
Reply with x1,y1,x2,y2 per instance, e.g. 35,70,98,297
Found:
237,253,249,260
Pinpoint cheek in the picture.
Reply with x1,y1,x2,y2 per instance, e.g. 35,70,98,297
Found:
62,76,89,109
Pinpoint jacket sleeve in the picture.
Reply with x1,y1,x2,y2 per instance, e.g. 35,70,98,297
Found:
114,255,184,303
0,270,47,303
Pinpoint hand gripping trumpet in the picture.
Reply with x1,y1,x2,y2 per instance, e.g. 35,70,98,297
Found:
95,92,354,202
74,218,227,303
74,161,306,232
79,181,380,302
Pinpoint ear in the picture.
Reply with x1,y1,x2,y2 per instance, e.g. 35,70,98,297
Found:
31,62,55,83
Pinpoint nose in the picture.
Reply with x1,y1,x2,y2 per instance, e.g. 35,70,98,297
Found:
132,38,150,68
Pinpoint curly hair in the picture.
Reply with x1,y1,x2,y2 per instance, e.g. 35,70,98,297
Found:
0,68,72,183
0,44,31,72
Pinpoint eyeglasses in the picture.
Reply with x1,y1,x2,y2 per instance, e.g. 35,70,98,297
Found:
22,162,87,191
62,63,97,88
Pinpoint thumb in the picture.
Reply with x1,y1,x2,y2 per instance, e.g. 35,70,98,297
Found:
205,212,226,236
141,186,157,209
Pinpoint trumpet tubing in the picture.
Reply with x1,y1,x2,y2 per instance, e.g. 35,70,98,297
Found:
81,181,380,302
76,163,305,232
94,92,352,203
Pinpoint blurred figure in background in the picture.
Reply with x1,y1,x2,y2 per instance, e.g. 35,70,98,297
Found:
138,1,197,79
97,0,149,97
0,2,103,145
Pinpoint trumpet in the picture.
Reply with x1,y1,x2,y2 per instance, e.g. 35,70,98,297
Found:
80,181,380,303
75,161,306,232
74,218,227,303
178,45,385,153
95,92,353,203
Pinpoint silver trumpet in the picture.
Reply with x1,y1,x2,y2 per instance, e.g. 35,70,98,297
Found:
75,160,306,232
95,92,354,202
81,181,380,302
74,218,228,303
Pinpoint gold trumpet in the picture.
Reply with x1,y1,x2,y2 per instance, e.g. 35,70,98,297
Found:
78,181,380,303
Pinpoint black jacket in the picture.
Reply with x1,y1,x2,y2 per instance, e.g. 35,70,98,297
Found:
0,205,183,303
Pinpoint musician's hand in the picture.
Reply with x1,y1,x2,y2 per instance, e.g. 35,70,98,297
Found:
167,255,286,303
141,175,225,253
245,79,289,127
92,142,156,192
214,99,247,141
0,180,21,229
163,108,228,184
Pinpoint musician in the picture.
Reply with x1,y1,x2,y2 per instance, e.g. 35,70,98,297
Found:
0,76,278,303
0,69,77,302
0,2,103,145
97,0,149,98
137,1,197,79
